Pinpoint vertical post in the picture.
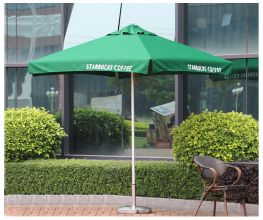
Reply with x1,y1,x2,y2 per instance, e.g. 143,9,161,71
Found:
61,74,74,155
117,3,122,31
175,3,188,126
51,95,54,114
131,73,136,210
244,4,248,114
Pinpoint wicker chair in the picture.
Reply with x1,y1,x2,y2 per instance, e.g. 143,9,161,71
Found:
194,156,247,216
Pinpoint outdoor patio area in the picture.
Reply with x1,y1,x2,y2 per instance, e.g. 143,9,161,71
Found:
4,206,246,216
4,3,259,219
4,195,259,216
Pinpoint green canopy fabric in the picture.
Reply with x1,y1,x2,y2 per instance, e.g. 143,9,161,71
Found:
28,24,232,77
210,58,258,81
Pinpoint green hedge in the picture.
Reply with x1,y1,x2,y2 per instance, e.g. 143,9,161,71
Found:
5,159,202,199
55,108,131,154
5,107,67,162
172,111,259,166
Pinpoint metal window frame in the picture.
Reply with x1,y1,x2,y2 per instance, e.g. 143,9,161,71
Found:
174,3,188,126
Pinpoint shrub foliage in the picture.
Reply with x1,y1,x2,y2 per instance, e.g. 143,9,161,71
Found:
5,107,67,161
5,159,202,199
5,159,258,203
55,108,131,153
171,111,259,166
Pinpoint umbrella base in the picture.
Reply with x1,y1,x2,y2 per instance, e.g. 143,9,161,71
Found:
117,206,152,214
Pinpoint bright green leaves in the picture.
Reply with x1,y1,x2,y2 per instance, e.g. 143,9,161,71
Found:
5,107,67,162
171,111,258,167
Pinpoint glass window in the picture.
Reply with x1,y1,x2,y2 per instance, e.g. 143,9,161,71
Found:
187,59,258,120
5,67,59,113
66,3,175,157
5,3,62,64
5,68,17,108
187,3,246,55
6,4,17,63
247,4,258,53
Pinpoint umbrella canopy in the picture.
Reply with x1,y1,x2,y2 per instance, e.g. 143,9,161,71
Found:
210,58,258,81
28,24,233,213
29,24,232,77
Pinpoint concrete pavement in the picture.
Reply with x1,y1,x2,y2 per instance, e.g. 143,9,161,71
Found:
5,195,258,216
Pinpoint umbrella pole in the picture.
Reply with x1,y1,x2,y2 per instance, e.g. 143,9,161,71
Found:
131,72,136,211
117,73,151,214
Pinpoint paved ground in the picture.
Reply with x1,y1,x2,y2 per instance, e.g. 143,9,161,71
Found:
5,206,239,216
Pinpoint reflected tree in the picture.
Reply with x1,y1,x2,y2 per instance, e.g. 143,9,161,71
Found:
205,78,240,110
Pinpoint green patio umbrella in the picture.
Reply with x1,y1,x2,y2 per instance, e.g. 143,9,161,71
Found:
210,58,258,81
28,24,233,214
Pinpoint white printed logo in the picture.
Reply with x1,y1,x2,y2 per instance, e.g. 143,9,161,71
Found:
187,64,222,73
86,64,133,72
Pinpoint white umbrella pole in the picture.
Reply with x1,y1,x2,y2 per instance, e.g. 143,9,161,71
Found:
117,73,151,214
131,72,136,210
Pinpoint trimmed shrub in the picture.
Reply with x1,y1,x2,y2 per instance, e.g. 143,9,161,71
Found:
5,107,67,162
5,159,258,203
4,159,202,199
171,111,259,166
55,108,131,154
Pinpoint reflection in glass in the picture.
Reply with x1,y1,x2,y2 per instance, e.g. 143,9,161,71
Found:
31,74,59,112
6,4,17,63
247,4,258,53
5,67,59,112
188,3,246,54
6,68,17,108
6,3,62,64
187,59,258,120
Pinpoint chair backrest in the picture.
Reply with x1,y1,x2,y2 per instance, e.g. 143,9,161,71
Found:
194,156,227,179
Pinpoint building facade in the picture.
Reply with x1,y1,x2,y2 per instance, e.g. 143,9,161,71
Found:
4,3,258,159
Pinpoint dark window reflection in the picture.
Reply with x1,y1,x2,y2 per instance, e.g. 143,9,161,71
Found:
5,67,59,113
187,59,258,120
6,68,17,108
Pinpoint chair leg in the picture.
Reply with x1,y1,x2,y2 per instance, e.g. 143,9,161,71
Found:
213,197,217,216
194,191,208,216
240,199,247,216
223,191,228,216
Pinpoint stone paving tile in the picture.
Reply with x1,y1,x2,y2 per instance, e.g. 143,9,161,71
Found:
5,206,239,216
23,207,41,216
67,207,85,216
7,207,25,216
81,207,91,215
87,207,99,216
38,207,56,216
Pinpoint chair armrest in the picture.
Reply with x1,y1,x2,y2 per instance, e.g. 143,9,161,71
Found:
199,166,219,187
225,164,242,185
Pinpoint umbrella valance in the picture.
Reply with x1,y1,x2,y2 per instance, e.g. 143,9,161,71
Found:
28,24,232,77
